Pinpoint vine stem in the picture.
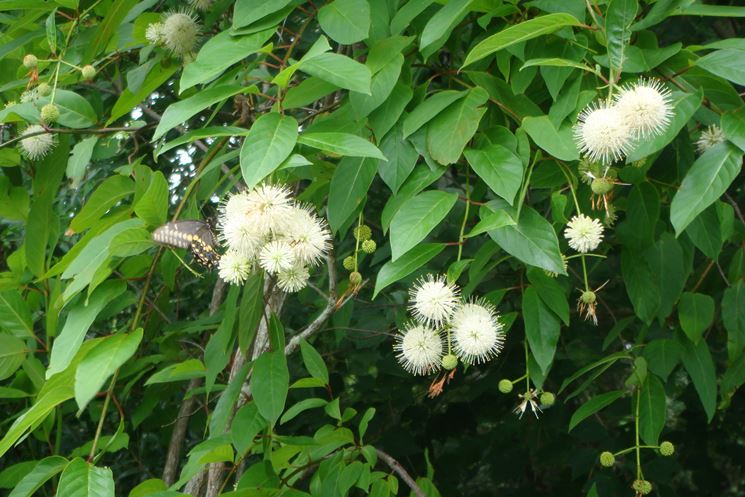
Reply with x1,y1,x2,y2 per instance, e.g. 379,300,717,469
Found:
635,387,642,479
87,369,119,461
581,255,590,292
457,167,470,262
523,337,530,392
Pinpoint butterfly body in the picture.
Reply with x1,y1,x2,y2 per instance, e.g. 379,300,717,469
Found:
152,220,220,269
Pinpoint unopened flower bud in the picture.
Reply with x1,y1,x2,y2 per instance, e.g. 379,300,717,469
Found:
659,441,674,456
349,271,362,286
81,65,96,80
40,103,59,124
632,480,652,495
362,239,376,254
581,291,596,305
591,177,614,195
498,379,513,394
441,353,458,370
23,54,38,69
342,256,355,271
599,451,615,467
540,391,555,407
353,225,372,241
37,82,52,96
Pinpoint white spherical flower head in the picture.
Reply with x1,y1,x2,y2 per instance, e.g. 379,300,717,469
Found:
574,104,632,165
218,250,252,286
146,22,165,45
394,324,443,376
162,12,199,58
190,0,213,10
245,184,294,235
409,274,459,326
696,125,726,154
615,79,672,138
284,205,331,266
277,263,310,293
564,214,604,253
451,301,505,364
259,240,295,275
19,125,55,160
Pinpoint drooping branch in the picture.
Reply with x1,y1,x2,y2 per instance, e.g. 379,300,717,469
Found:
375,449,427,497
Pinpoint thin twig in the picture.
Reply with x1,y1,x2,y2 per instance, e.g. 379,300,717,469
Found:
375,449,427,497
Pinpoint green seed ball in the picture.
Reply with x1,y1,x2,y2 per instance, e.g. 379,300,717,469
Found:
540,391,555,407
23,54,38,69
599,451,615,467
81,64,96,80
498,379,513,394
361,239,376,254
37,82,52,96
591,177,614,195
441,354,458,370
659,441,674,457
632,480,652,495
40,103,60,124
349,271,362,286
353,225,372,241
342,256,355,271
581,290,597,305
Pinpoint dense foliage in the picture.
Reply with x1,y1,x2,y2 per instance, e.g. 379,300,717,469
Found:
1,1,744,496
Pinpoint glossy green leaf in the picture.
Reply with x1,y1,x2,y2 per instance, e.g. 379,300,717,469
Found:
299,53,372,94
696,49,745,86
643,339,680,381
231,402,266,456
350,54,403,118
722,281,745,362
38,91,97,129
299,340,329,384
373,243,445,298
145,359,207,385
251,351,289,425
466,209,515,238
233,0,293,28
464,144,523,204
377,125,418,194
527,268,570,326
7,456,68,497
679,335,717,422
402,90,466,138
298,132,385,159
327,157,378,233
240,113,298,188
605,0,638,72
420,0,473,52
523,286,561,375
69,176,135,234
108,63,177,125
670,143,742,235
55,458,115,497
427,87,488,165
721,107,745,153
568,390,624,431
0,291,34,338
389,190,458,261
678,292,715,344
318,0,370,44
521,115,579,161
462,13,582,68
0,333,27,381
639,374,666,445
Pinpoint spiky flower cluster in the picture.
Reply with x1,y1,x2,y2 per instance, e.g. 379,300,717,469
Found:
217,184,331,293
564,214,604,254
696,124,725,154
146,12,200,59
575,79,672,165
19,124,56,160
394,274,505,376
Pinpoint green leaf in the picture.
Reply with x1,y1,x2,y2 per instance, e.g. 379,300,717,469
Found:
721,107,745,153
318,0,370,44
280,398,328,425
426,87,488,165
155,126,250,159
251,351,290,425
240,113,298,188
152,85,254,141
45,8,56,53
145,359,206,385
359,407,376,441
350,54,403,118
47,280,127,378
0,333,27,381
0,291,34,338
522,286,561,375
487,205,566,275
645,234,687,322
239,273,265,353
678,292,715,344
299,53,372,94
205,287,239,393
66,137,97,189
298,132,385,159
605,0,638,73
377,125,419,193
389,190,458,260
180,28,274,90
299,340,329,384
466,209,515,237
621,249,659,324
85,0,137,59
38,90,97,129
373,243,445,298
232,0,293,29
639,374,666,445
521,115,579,161
643,339,680,381
568,390,625,431
402,90,466,138
69,176,135,234
670,143,742,235
327,157,378,233
420,0,473,52
464,144,524,204
134,174,168,228
527,267,570,326
626,89,703,162
521,57,595,73
108,63,177,125
462,13,582,68
231,402,266,456
679,335,717,422
722,281,745,362
696,49,745,86
55,458,115,497
7,456,68,497
74,329,142,412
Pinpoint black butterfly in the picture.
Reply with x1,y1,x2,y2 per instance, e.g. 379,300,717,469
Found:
152,220,220,269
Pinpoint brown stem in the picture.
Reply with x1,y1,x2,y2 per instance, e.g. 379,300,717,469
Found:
375,449,427,497
162,377,202,486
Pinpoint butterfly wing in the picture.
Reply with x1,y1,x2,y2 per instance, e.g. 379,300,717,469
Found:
152,221,220,269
